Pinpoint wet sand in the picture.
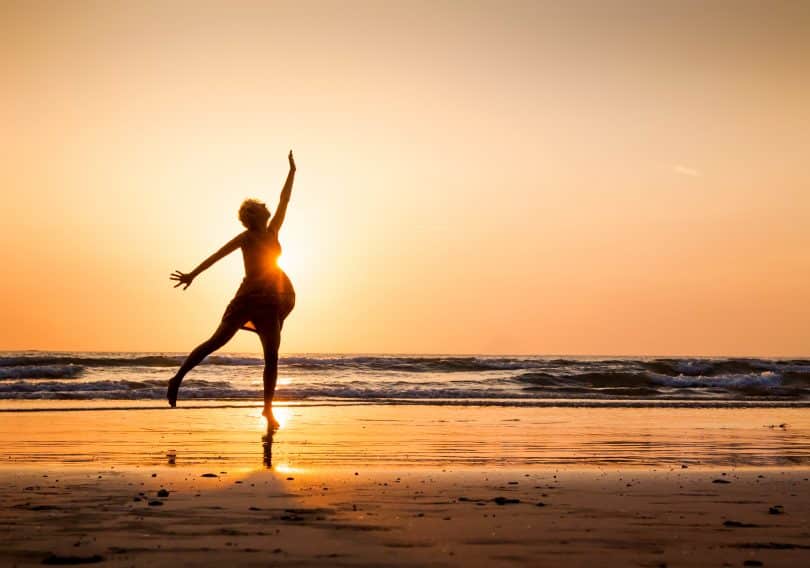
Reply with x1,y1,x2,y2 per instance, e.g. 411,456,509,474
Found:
1,404,809,566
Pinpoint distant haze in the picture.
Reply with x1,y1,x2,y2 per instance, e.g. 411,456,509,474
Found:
1,1,808,356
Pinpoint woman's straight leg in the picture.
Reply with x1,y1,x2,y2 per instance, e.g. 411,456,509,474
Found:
255,316,282,421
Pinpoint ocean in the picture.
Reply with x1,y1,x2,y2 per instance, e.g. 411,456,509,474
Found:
1,352,808,407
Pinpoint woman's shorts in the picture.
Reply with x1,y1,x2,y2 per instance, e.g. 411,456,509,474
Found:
222,291,295,333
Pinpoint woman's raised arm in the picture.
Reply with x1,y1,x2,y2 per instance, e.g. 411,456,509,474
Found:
268,150,296,233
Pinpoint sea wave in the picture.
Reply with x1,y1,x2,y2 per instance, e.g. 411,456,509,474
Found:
648,371,783,389
642,358,810,377
279,356,546,372
0,379,243,400
0,353,808,402
0,375,806,401
0,365,84,380
0,355,263,368
2,353,809,377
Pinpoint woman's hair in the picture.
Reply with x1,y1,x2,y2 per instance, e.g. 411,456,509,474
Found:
238,199,269,230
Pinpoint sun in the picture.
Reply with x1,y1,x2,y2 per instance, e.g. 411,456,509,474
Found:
273,236,318,283
275,252,289,272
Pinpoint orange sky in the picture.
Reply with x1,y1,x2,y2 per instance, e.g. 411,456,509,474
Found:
1,1,808,356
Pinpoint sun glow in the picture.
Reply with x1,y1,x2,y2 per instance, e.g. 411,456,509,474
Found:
273,225,322,288
273,462,305,475
270,405,293,429
274,248,312,280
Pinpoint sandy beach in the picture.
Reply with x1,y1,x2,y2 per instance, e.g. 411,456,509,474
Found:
1,404,809,566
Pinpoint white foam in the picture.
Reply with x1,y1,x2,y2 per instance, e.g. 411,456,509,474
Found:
649,371,782,389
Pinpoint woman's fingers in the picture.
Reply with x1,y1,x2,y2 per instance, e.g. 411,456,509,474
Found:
171,270,193,289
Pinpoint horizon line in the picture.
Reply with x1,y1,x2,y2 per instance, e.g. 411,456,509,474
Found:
1,349,809,359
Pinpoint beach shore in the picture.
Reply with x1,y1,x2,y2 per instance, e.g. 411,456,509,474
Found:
2,404,809,566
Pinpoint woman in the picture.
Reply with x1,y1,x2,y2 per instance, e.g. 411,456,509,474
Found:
167,150,297,427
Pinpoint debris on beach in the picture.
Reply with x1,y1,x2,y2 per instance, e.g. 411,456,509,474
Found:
492,497,521,505
42,553,104,565
722,520,758,528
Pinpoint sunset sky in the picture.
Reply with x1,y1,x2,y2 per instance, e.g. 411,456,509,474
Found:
1,0,808,356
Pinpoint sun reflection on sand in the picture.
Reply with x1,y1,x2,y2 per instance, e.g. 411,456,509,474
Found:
273,462,304,475
251,405,293,430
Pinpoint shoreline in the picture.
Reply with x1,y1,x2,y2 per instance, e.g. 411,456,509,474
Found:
1,404,808,469
2,399,810,412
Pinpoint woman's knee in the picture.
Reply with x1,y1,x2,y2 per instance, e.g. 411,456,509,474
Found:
205,324,238,351
259,333,280,357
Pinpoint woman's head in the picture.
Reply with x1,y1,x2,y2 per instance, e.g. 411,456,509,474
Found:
238,199,270,230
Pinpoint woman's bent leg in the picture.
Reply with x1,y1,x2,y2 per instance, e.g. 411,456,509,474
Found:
168,319,241,407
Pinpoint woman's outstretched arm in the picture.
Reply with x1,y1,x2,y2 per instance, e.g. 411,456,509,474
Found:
268,150,296,233
170,233,244,290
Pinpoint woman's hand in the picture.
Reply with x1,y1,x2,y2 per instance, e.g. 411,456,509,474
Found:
170,270,195,290
288,150,296,172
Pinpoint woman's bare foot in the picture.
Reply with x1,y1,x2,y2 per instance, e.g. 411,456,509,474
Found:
167,377,180,408
262,406,281,430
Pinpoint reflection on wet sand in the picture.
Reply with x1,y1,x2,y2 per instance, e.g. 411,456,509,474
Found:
262,426,275,469
1,404,809,469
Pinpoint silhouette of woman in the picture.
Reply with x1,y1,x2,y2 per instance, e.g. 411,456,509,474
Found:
167,151,297,427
